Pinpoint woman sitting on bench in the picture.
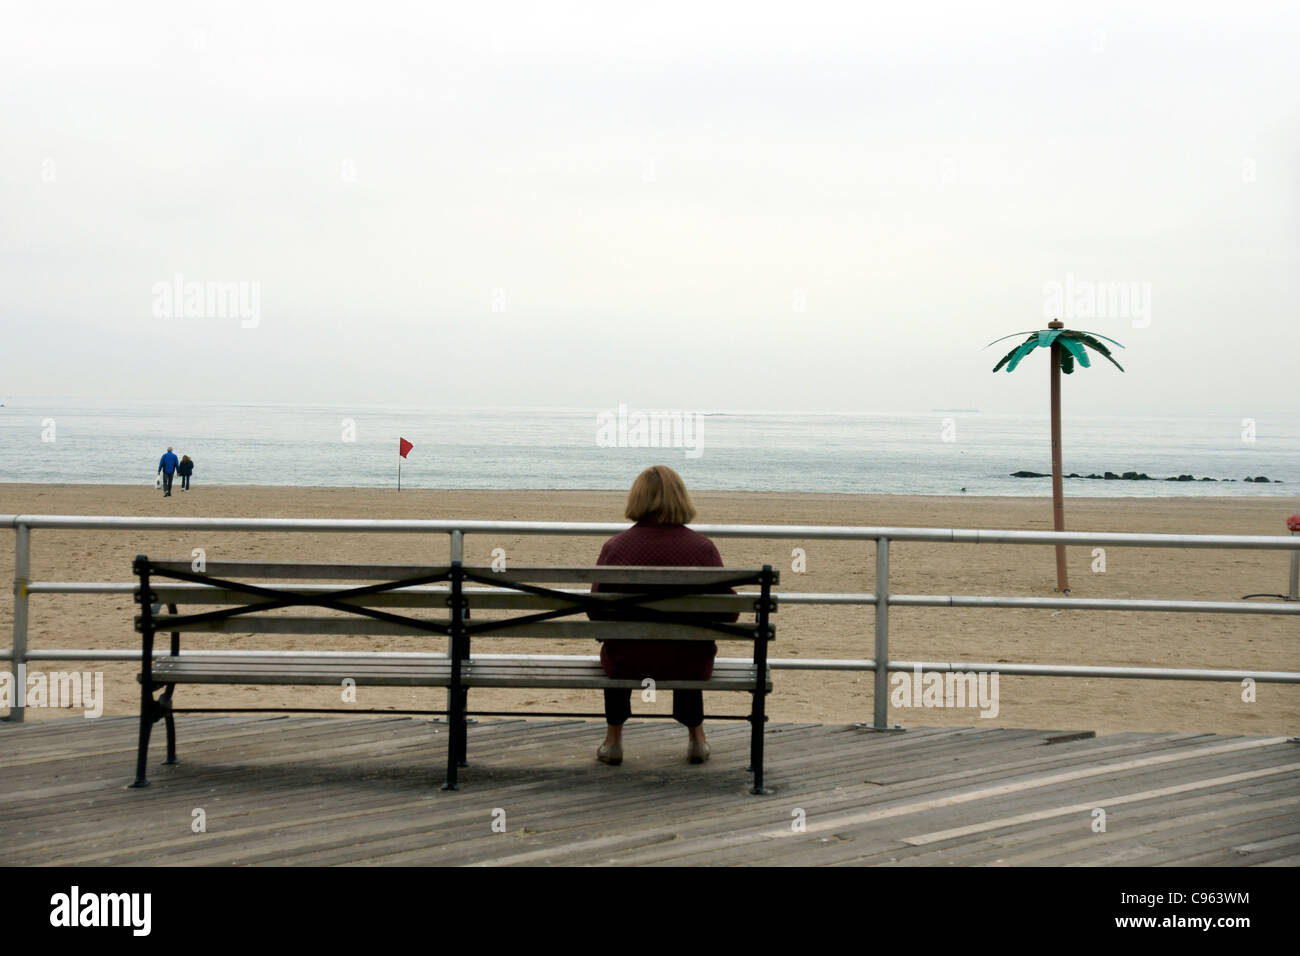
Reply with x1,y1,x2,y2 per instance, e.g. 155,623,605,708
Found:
591,465,737,767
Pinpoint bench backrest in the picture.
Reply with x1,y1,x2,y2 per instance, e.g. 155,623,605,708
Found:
133,558,778,645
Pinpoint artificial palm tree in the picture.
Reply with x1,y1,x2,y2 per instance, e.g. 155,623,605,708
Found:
988,320,1125,592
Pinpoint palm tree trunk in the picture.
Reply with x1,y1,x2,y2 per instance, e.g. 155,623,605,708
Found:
1050,342,1068,591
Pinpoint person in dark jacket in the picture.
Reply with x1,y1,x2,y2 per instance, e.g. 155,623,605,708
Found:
177,455,194,491
590,465,738,766
157,447,179,497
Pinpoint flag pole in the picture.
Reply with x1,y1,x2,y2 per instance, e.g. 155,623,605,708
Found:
398,456,401,492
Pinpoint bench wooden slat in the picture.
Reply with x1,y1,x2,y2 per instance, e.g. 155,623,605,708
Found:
147,586,776,614
153,660,454,686
465,566,777,584
146,616,774,641
149,562,453,580
149,653,768,691
147,562,777,585
157,661,448,673
467,621,774,641
462,657,768,691
148,615,450,635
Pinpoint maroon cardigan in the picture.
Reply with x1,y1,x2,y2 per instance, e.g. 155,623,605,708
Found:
590,522,737,681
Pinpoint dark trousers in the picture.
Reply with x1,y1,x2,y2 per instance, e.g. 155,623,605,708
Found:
604,688,704,728
180,474,190,490
161,472,174,495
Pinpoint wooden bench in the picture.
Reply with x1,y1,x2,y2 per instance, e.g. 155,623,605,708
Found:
130,556,779,793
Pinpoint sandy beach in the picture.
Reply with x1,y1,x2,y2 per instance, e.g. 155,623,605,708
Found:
2,483,1297,736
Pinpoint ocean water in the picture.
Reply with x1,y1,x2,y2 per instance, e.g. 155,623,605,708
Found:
0,399,1297,498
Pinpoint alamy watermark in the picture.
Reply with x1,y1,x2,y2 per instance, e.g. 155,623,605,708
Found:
889,665,1000,718
152,273,261,328
595,403,704,459
1,667,104,717
1043,273,1151,328
50,886,151,936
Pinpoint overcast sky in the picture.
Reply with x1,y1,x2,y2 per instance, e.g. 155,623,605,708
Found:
3,0,1297,416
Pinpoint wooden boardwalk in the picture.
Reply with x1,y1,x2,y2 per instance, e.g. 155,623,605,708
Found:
1,715,1297,866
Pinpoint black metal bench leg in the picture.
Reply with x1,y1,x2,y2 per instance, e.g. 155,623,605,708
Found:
442,562,466,790
442,702,462,791
748,570,774,795
749,717,768,795
131,558,157,788
130,694,154,788
749,695,772,796
162,686,178,765
162,611,180,765
441,684,465,790
456,688,469,768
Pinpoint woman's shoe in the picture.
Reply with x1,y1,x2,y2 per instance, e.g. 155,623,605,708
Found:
597,742,623,766
687,740,710,764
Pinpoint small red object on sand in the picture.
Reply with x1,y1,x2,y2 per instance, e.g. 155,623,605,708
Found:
1288,515,1300,532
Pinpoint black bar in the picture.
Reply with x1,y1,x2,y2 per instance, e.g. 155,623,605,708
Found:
14,866,1293,936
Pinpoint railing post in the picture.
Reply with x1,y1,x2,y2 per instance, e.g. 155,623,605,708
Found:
1289,531,1298,602
8,523,30,723
873,536,890,730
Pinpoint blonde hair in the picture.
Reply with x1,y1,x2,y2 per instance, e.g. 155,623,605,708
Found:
624,465,696,525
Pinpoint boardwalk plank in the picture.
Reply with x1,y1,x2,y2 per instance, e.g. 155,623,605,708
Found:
1,716,1295,867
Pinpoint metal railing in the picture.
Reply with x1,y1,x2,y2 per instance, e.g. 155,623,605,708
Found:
4,513,1299,728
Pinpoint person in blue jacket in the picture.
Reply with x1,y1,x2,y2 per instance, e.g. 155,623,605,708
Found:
157,447,179,497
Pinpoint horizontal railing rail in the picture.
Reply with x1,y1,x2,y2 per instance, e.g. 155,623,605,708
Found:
5,513,1298,727
5,513,1300,548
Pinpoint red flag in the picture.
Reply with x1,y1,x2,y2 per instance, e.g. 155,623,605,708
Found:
399,438,413,458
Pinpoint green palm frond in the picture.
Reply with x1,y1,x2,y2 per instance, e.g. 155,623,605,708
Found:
1068,332,1125,372
1077,330,1125,349
1004,338,1042,373
988,328,1125,374
984,330,1039,349
991,334,1036,372
1057,336,1089,373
